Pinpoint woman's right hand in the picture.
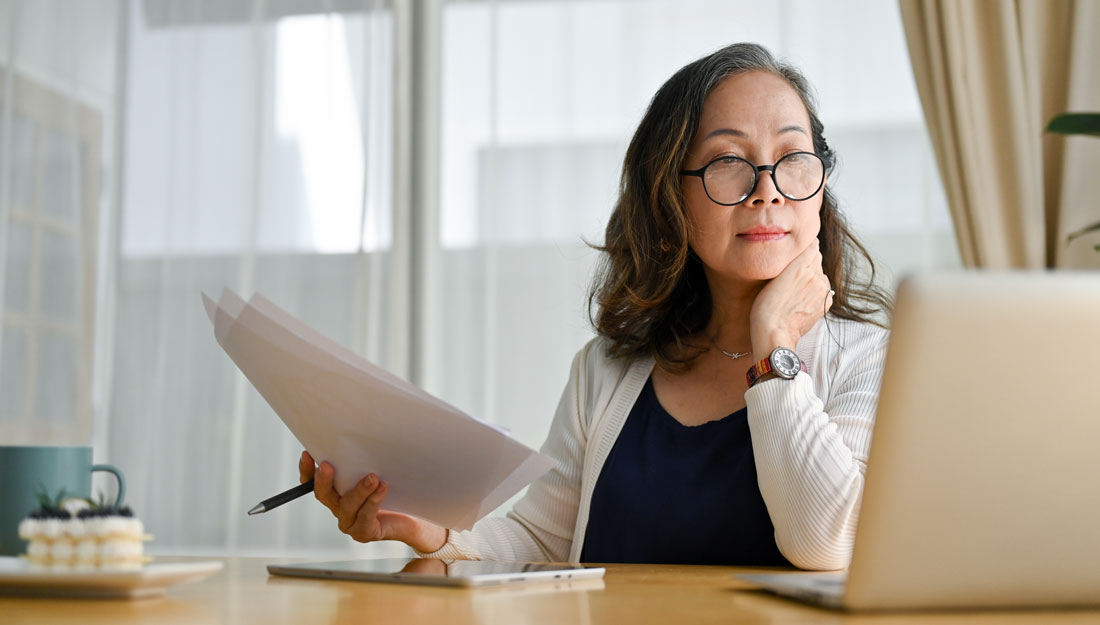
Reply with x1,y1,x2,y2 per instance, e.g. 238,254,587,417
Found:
749,239,832,362
299,451,448,553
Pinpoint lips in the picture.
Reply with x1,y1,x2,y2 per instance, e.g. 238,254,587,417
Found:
737,226,788,242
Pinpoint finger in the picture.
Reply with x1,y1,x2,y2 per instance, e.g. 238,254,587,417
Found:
348,481,389,540
781,239,821,278
313,462,341,515
810,274,831,309
299,451,316,484
337,474,379,533
771,244,815,286
807,240,824,268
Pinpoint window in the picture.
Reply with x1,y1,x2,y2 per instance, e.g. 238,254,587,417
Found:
0,71,101,445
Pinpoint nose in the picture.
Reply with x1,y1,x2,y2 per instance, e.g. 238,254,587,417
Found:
748,169,783,207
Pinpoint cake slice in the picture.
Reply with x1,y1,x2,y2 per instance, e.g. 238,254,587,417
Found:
18,490,149,571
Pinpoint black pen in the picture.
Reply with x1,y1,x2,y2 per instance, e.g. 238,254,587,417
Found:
247,479,315,515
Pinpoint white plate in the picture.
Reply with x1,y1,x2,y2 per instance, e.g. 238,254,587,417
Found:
0,556,223,599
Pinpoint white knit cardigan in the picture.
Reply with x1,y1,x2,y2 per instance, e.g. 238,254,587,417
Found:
418,316,889,570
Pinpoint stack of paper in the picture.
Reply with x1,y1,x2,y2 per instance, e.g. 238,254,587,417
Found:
203,289,555,530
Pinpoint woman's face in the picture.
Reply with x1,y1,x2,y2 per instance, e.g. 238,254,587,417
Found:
681,70,824,285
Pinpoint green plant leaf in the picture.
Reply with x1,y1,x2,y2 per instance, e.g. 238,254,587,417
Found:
35,484,53,510
1046,113,1100,137
1067,220,1100,243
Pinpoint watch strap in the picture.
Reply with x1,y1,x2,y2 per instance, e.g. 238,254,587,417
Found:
746,350,806,387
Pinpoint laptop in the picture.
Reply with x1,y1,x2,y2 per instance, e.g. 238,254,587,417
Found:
739,271,1100,611
268,558,604,588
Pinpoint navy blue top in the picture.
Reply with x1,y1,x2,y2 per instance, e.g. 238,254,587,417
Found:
580,378,790,566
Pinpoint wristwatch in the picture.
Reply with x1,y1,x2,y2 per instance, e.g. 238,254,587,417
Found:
746,347,805,387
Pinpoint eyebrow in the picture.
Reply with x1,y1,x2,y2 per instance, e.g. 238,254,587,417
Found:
703,125,808,141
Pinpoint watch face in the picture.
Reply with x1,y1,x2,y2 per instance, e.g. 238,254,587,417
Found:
771,348,801,378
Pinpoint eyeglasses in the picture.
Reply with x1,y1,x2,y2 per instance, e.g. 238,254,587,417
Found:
680,151,825,206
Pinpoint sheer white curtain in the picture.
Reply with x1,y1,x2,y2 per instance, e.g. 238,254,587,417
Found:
1,0,405,557
1,0,958,557
109,0,402,556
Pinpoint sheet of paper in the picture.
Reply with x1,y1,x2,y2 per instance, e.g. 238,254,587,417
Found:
204,289,554,530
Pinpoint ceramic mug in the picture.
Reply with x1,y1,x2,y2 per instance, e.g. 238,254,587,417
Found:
0,445,125,556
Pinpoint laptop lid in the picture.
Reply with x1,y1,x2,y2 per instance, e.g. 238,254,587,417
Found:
844,271,1100,610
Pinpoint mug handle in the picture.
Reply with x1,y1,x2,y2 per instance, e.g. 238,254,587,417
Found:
91,464,126,508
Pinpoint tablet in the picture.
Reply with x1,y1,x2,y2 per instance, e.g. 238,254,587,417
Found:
267,558,605,587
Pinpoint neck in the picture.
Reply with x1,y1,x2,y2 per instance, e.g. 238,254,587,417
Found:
704,272,764,351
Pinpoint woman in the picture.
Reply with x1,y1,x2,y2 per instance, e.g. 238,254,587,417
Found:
299,42,891,570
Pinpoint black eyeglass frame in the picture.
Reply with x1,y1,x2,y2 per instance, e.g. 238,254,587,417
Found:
679,151,826,206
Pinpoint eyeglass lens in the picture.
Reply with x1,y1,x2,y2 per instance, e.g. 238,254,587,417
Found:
703,153,823,205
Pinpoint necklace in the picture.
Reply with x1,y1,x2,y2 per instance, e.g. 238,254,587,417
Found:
710,337,752,360
717,347,752,360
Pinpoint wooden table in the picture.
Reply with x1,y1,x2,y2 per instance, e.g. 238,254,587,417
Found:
3,557,1099,624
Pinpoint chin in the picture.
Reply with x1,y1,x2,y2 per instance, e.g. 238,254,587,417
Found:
739,268,783,282
734,257,786,282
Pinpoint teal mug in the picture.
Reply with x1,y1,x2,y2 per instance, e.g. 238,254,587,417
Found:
0,445,125,556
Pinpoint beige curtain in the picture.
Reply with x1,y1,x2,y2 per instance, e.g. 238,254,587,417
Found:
899,0,1100,269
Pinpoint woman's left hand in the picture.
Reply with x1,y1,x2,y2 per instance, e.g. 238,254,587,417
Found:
749,239,833,362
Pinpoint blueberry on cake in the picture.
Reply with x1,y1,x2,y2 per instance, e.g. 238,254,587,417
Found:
17,491,149,571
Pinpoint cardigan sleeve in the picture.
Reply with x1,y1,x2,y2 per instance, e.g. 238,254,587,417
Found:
744,320,889,570
415,341,593,561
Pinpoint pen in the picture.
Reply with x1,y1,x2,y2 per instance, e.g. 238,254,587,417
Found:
247,479,315,515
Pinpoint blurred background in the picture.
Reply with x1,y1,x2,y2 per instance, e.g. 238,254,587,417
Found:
0,0,960,557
